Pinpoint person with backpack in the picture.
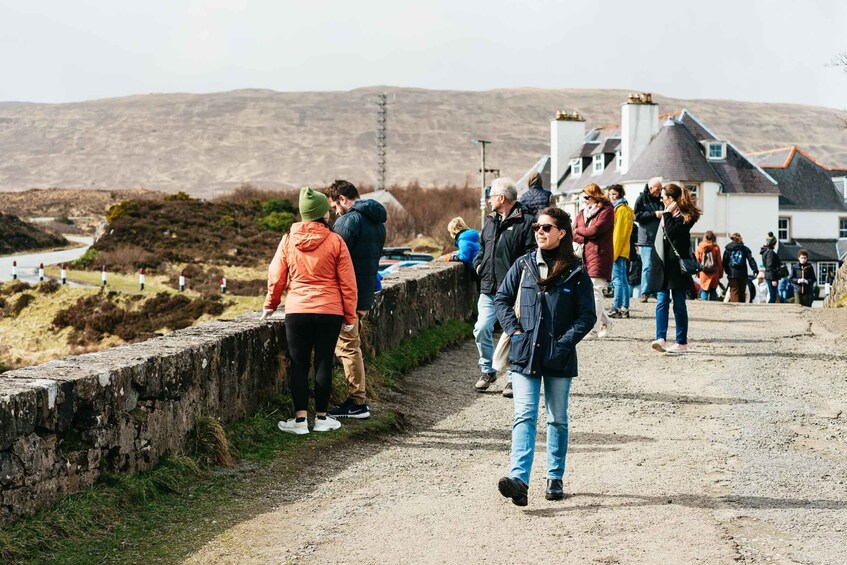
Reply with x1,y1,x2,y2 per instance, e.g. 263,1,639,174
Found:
759,232,783,304
695,231,722,300
790,249,817,307
722,233,759,303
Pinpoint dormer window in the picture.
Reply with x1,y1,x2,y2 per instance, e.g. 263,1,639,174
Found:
615,150,622,171
592,154,604,175
706,142,726,160
570,158,582,177
833,176,847,200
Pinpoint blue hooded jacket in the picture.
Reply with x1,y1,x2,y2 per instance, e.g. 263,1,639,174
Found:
454,229,480,269
332,198,387,310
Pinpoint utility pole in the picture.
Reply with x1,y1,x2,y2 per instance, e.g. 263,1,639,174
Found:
472,139,492,229
375,93,387,191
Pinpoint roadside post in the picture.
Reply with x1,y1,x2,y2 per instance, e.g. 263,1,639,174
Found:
61,264,67,285
220,276,227,294
12,261,16,280
38,263,44,282
139,268,145,291
179,271,185,292
101,265,107,287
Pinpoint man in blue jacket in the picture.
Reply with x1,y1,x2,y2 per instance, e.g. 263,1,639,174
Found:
326,180,387,419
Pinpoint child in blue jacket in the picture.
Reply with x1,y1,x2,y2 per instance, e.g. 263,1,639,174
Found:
443,217,480,269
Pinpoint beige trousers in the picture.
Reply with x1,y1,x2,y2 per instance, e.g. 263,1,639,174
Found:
335,310,368,404
590,277,612,333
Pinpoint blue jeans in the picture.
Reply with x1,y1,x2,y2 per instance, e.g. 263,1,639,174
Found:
612,257,630,309
509,371,572,485
699,289,717,301
639,245,654,296
767,280,779,303
656,289,689,345
473,293,497,374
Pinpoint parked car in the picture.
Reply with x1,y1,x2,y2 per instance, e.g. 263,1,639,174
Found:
380,260,429,276
381,247,434,262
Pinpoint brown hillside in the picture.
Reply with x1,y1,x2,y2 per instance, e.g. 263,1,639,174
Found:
0,213,67,254
1,87,845,197
0,187,163,218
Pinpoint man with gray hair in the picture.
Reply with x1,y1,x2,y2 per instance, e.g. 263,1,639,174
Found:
633,176,664,302
472,177,536,397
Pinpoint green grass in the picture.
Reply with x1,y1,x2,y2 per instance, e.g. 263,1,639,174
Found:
0,318,473,564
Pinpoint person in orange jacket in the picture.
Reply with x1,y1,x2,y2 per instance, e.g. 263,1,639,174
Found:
695,231,723,301
262,187,358,435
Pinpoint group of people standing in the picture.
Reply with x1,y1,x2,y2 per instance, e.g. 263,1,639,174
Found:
262,181,387,434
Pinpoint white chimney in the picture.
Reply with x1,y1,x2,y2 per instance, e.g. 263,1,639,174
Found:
620,93,659,175
550,111,586,191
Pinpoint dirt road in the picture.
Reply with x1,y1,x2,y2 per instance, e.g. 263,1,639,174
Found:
186,301,847,564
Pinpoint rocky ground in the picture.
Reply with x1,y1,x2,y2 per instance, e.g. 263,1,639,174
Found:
185,301,846,564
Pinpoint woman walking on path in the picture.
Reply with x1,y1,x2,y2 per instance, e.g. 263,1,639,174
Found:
262,187,358,435
573,183,614,337
607,184,634,318
695,231,723,301
648,184,701,355
759,232,782,304
494,206,596,506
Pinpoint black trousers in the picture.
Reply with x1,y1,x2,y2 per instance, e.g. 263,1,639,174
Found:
285,313,343,412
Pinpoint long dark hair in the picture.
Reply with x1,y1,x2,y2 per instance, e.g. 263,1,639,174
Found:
663,183,701,224
536,206,577,290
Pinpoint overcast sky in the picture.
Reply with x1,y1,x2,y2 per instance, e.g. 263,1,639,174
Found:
1,0,845,108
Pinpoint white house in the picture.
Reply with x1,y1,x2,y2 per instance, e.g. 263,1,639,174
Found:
546,94,781,254
748,146,847,281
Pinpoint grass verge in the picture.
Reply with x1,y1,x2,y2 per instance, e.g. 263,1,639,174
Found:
0,319,473,564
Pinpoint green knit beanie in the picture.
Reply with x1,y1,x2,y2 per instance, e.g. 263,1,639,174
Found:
298,186,330,221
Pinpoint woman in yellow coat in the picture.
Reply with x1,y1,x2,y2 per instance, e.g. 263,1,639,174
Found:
607,184,634,318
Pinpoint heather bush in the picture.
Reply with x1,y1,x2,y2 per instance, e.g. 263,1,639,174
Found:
38,280,61,294
11,293,35,317
96,245,157,272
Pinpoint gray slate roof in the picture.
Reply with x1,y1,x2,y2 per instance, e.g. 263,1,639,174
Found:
753,150,847,211
620,120,722,184
777,239,840,262
710,143,779,195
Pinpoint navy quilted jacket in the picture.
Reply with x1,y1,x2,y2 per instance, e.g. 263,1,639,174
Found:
494,252,596,378
332,199,387,310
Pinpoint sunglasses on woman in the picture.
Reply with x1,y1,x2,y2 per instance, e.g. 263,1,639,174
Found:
531,223,557,233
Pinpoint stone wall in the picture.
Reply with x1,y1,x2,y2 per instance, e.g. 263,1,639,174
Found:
824,260,847,307
0,262,476,525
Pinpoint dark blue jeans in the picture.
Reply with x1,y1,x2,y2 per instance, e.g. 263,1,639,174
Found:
656,289,689,345
767,280,779,303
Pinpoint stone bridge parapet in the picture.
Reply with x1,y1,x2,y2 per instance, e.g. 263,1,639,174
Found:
0,262,476,524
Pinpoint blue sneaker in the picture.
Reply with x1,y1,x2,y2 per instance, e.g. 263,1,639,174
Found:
328,397,371,419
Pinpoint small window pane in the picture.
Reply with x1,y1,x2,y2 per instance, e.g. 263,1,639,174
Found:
840,218,847,238
778,217,790,241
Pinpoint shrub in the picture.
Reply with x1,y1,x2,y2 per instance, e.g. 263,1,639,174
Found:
256,211,295,233
1,281,31,296
260,198,296,215
164,191,192,202
105,201,134,223
38,280,61,294
96,245,157,272
71,248,100,269
11,293,35,316
188,416,233,468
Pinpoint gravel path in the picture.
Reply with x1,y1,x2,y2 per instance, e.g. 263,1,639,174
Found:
185,301,847,564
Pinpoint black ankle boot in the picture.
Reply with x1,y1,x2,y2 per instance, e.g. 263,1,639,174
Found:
498,476,528,506
545,479,564,500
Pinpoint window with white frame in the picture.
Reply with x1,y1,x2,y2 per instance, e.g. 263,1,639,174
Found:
684,184,699,205
833,177,847,199
592,154,604,175
840,217,847,238
818,262,838,282
615,151,622,171
778,217,791,242
707,142,726,160
570,158,582,177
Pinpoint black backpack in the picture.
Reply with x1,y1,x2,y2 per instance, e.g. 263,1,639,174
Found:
701,249,718,274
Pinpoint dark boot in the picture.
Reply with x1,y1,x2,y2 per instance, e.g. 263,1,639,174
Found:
545,479,564,501
498,476,528,506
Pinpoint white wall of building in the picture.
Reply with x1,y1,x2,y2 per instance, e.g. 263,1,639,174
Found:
779,210,846,240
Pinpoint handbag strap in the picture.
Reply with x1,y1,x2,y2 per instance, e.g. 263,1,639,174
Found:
662,225,686,261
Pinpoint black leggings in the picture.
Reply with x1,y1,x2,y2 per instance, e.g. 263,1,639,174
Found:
285,313,343,412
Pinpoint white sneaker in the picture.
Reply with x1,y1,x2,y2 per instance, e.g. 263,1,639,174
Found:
665,343,689,355
597,322,611,338
651,339,668,352
312,415,341,432
277,418,309,435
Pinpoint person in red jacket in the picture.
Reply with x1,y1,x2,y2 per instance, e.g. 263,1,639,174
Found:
262,187,358,435
573,183,615,337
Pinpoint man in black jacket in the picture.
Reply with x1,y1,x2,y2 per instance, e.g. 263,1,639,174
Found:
518,171,551,218
472,178,535,396
759,232,782,303
723,233,759,303
326,180,387,419
633,177,664,302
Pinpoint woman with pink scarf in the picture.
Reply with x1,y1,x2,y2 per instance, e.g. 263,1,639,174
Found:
573,183,614,337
